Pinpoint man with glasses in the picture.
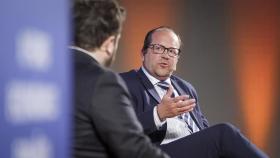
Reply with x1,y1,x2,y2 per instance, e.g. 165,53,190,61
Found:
120,26,268,158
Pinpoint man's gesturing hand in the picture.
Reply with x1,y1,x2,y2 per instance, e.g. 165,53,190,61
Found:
157,85,196,121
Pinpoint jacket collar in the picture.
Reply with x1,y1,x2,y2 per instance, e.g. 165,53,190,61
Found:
136,68,184,103
137,68,161,103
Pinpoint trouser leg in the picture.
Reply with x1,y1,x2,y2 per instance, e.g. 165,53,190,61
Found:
214,123,268,158
160,123,268,158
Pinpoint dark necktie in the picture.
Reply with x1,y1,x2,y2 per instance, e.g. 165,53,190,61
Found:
179,113,194,133
157,81,175,98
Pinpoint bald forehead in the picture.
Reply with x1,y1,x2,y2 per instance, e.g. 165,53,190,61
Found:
151,29,181,48
151,28,181,47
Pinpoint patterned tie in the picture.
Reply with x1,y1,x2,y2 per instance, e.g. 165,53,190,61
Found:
180,112,200,133
157,81,175,97
179,113,193,133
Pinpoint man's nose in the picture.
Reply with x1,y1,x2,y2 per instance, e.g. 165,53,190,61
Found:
161,49,170,59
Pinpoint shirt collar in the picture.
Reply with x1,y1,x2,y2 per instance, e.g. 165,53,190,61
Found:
141,66,171,85
69,46,97,61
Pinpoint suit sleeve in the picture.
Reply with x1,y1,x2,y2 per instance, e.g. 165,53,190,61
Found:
89,71,169,158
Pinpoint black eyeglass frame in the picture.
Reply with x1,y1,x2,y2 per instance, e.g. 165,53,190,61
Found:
147,44,181,57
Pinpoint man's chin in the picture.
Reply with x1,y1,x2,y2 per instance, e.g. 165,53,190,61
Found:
156,71,172,80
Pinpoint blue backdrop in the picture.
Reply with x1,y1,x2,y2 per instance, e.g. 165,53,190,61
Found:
0,1,71,158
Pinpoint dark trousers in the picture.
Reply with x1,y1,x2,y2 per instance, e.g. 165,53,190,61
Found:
160,123,268,158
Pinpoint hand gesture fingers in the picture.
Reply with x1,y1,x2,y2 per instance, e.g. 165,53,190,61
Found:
158,96,196,120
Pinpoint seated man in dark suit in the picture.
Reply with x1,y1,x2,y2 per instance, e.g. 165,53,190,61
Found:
120,26,268,158
71,0,169,158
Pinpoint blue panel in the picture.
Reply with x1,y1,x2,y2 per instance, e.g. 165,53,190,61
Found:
0,1,71,158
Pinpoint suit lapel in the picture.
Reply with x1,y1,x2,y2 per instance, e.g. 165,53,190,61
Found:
170,78,186,96
136,69,161,103
171,77,203,130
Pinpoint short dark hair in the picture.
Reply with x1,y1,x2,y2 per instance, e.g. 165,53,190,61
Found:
73,0,126,50
141,26,182,53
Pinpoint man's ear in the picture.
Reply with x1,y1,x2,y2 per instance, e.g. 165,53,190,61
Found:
141,50,145,61
100,35,116,56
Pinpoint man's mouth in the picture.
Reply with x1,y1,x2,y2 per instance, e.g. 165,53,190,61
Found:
159,62,169,67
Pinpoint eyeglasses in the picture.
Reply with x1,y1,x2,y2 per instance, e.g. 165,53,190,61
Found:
148,44,181,57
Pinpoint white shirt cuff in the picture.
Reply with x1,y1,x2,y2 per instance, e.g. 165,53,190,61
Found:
153,106,166,129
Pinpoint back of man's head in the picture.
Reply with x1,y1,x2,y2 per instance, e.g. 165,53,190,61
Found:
73,0,125,51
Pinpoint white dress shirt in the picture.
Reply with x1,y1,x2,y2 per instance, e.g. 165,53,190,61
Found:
141,67,199,144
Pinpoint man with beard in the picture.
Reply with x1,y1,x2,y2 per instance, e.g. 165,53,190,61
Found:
71,0,169,158
120,26,268,158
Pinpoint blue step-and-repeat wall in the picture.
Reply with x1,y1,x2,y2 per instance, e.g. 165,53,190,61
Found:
0,1,71,158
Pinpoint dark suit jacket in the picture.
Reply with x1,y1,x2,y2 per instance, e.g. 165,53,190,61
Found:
120,69,209,144
73,49,169,158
